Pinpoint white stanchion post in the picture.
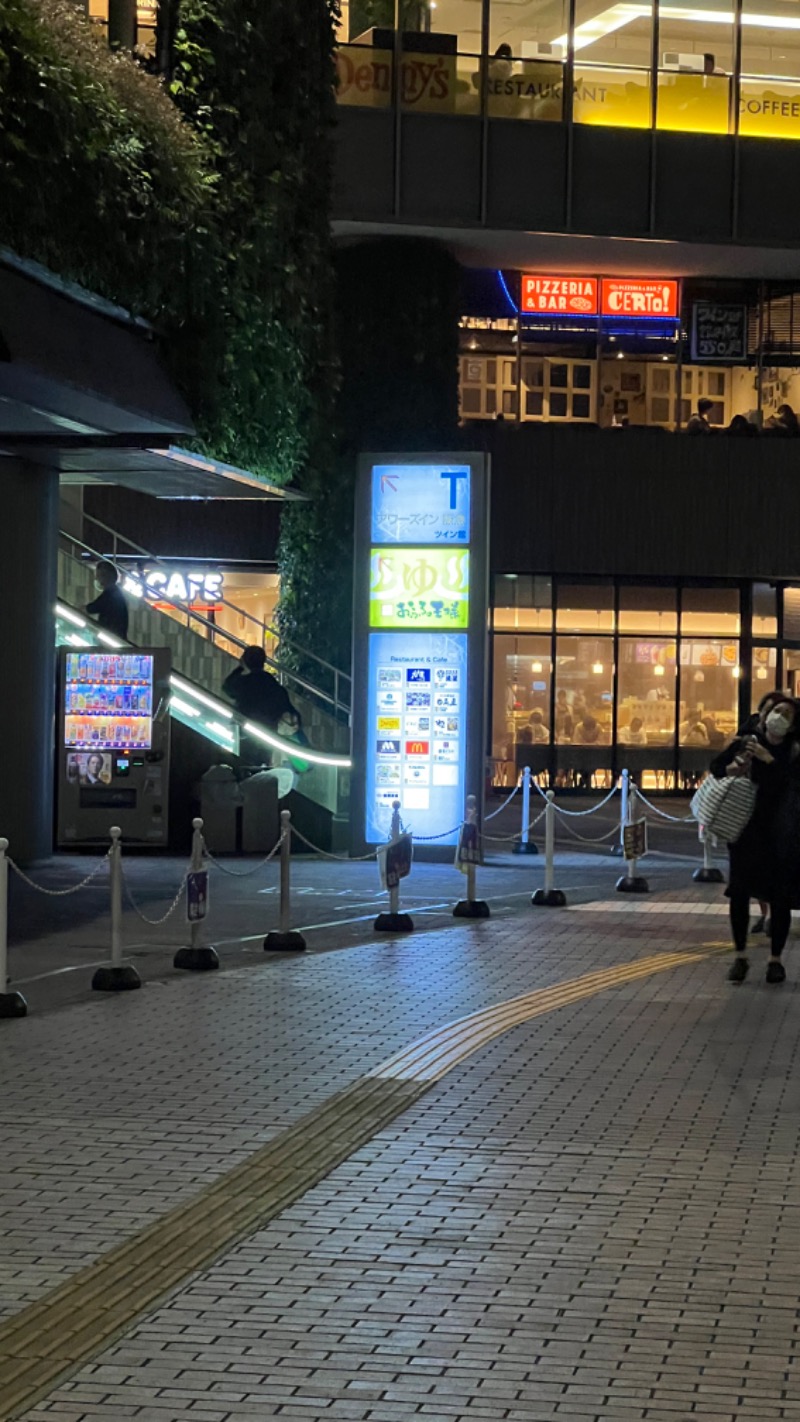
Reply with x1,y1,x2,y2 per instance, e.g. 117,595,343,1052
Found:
616,781,649,894
693,825,725,884
513,766,539,855
375,800,414,933
265,811,308,951
532,791,567,907
612,768,628,857
0,838,26,1018
93,827,141,991
175,818,220,970
454,793,490,919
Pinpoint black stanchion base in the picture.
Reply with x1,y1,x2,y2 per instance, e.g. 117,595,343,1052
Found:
0,990,27,1018
512,841,539,855
374,912,414,933
453,899,491,918
263,930,307,952
616,875,649,894
693,867,725,883
92,964,142,992
532,888,567,908
173,946,220,971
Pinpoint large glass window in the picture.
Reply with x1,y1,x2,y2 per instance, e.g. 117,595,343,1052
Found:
618,586,678,635
488,0,567,121
656,11,733,136
740,0,800,140
679,638,740,747
573,0,652,129
491,634,552,782
493,575,553,631
618,639,677,746
753,582,778,637
681,587,740,636
557,583,614,633
555,637,613,743
751,647,778,710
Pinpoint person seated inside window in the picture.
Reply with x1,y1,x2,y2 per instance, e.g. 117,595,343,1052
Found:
621,715,647,747
573,714,601,745
684,721,710,746
527,709,549,743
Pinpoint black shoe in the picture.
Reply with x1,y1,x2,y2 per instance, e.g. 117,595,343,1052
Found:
751,915,766,935
766,960,786,984
728,955,750,983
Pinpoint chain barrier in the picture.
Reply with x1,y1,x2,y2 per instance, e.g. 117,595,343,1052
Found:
122,866,191,926
484,808,546,844
8,852,110,897
203,832,285,877
634,786,696,824
288,824,379,860
553,815,620,845
484,778,521,821
538,782,620,817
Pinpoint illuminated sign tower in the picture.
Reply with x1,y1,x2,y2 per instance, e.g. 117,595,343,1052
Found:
352,454,490,854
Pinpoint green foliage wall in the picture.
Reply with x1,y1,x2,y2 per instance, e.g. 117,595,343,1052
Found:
277,237,461,672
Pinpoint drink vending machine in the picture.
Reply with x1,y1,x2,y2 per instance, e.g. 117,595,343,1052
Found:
57,647,172,847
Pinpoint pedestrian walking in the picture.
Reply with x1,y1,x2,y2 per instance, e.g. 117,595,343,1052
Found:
710,696,800,984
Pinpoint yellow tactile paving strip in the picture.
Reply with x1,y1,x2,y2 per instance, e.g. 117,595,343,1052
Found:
0,943,726,1422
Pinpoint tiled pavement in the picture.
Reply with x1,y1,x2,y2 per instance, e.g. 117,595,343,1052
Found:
5,889,800,1421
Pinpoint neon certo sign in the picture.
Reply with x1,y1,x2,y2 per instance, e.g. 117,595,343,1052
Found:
520,274,680,319
123,570,224,606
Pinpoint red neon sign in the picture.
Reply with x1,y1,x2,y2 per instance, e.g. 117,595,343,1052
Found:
601,278,679,318
521,274,599,316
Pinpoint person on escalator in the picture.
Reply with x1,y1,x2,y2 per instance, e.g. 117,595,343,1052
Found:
222,645,293,730
86,561,129,641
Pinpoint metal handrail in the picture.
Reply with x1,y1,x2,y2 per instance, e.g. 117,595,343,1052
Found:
73,510,352,702
59,532,350,724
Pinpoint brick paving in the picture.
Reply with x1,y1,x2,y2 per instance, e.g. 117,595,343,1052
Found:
5,886,800,1420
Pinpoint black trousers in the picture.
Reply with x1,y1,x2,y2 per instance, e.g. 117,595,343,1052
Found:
730,891,792,956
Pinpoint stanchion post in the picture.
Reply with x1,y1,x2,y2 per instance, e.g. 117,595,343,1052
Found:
616,781,649,894
0,838,27,1018
92,827,141,991
265,811,307,951
454,794,490,919
693,825,724,884
175,818,220,970
532,791,567,907
375,800,414,933
611,769,628,856
513,766,538,855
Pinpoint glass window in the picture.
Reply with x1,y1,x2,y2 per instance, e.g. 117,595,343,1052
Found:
656,11,733,136
679,639,739,747
753,582,777,638
554,638,614,744
491,635,552,770
785,648,800,700
493,575,553,631
557,583,614,633
783,587,800,641
751,647,778,711
618,586,678,634
489,0,568,69
680,587,740,635
618,639,677,746
740,0,800,139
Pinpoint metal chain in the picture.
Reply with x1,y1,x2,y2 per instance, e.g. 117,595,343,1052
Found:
484,778,521,821
8,852,109,896
203,833,285,877
554,815,620,845
412,824,464,842
122,866,190,926
288,825,378,860
548,784,620,816
634,787,695,823
484,808,547,843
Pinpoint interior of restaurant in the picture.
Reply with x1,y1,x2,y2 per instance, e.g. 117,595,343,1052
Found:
336,0,800,139
491,576,790,791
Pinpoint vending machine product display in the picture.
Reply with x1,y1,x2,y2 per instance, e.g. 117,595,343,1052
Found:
57,647,172,846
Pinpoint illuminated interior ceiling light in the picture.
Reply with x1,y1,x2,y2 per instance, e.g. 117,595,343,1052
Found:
554,2,800,54
654,663,665,676
694,670,705,682
732,665,742,678
592,661,604,674
532,660,543,672
756,666,769,679
56,604,86,627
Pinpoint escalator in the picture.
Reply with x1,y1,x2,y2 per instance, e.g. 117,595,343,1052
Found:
55,531,353,849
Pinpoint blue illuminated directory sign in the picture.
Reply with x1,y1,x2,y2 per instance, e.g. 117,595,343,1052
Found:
371,463,470,544
354,456,488,851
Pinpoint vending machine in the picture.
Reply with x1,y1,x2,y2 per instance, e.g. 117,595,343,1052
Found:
57,647,172,847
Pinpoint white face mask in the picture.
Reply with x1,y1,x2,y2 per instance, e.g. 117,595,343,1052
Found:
766,710,793,739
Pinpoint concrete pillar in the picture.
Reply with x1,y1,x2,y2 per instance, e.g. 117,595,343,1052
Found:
0,458,58,862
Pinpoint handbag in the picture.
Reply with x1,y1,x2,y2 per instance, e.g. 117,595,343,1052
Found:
690,772,757,844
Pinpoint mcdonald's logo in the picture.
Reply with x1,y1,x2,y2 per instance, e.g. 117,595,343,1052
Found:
405,740,430,757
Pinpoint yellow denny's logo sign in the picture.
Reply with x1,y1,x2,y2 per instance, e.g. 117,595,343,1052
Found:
335,46,456,112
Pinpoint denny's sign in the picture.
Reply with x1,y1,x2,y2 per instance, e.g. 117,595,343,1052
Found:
521,274,679,319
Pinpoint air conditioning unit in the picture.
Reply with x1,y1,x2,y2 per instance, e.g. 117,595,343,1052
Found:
521,41,564,61
662,51,706,71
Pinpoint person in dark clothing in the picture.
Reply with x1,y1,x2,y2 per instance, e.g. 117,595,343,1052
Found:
222,645,293,729
711,696,800,984
736,690,789,935
86,561,128,641
686,397,715,434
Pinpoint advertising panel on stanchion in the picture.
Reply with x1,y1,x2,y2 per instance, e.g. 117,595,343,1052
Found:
352,455,490,858
57,647,172,847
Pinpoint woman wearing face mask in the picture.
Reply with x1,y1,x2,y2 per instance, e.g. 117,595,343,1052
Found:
711,696,800,984
736,690,787,935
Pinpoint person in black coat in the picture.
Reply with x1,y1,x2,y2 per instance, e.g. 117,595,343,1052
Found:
711,695,800,984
